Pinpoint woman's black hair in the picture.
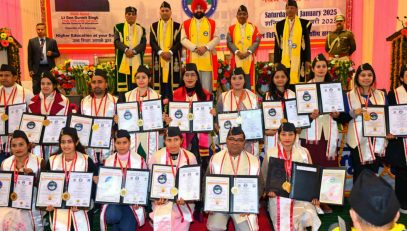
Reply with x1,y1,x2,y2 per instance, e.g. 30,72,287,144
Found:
399,64,407,84
309,53,332,82
267,63,290,100
41,71,60,93
179,68,208,101
54,127,87,155
11,130,31,152
354,63,376,88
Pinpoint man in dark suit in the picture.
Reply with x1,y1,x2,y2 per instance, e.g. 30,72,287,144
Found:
28,23,60,94
274,0,312,84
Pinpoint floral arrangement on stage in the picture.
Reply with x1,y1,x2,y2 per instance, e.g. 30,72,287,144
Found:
0,28,15,50
52,60,116,96
255,62,274,98
329,59,355,90
217,59,231,92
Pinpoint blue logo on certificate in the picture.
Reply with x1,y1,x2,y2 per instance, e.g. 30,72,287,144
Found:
27,121,36,129
370,112,378,120
268,108,276,116
74,123,83,131
224,120,232,129
213,185,222,194
158,174,167,184
303,91,311,101
0,181,2,189
47,181,57,191
175,109,183,119
124,110,132,120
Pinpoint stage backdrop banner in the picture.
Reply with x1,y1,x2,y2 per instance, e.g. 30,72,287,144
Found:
45,0,350,54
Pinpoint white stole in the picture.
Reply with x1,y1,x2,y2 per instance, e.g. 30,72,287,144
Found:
49,153,90,231
346,89,387,163
395,86,407,164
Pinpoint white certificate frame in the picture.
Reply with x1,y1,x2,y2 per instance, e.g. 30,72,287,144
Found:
318,168,346,205
95,167,123,204
262,100,284,130
41,115,68,145
89,117,113,149
284,99,311,128
36,171,65,208
192,101,214,133
387,104,407,137
19,113,45,144
169,102,190,132
0,171,12,207
122,169,150,206
116,102,140,133
140,99,164,132
68,114,93,147
0,106,7,135
230,176,259,214
204,175,230,213
240,109,264,141
362,106,387,138
11,173,35,210
7,103,26,135
150,164,176,201
65,172,93,208
319,82,345,114
217,112,239,144
295,83,319,114
176,164,201,202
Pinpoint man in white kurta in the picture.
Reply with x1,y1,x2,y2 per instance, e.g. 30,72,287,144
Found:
206,127,261,231
80,69,117,163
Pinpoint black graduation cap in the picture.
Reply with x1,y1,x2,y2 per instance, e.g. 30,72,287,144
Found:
115,129,130,140
350,169,400,227
286,0,298,8
185,63,198,72
237,5,248,13
160,1,171,9
0,64,17,75
94,69,107,80
232,67,245,76
136,65,151,77
167,126,182,137
12,130,29,143
125,6,137,14
227,126,245,138
278,122,296,133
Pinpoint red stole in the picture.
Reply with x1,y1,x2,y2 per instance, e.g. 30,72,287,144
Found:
173,86,212,156
28,92,68,115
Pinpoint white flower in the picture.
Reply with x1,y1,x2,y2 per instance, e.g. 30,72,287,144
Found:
218,69,222,74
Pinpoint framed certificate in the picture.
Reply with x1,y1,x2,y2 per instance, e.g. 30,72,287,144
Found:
0,106,7,135
140,99,164,132
240,109,264,141
65,172,93,208
116,102,140,133
295,83,319,114
90,117,113,149
387,104,407,137
19,113,45,144
150,164,176,201
362,106,387,137
319,82,345,113
7,103,26,134
68,114,93,147
0,172,12,207
319,168,346,205
230,176,259,214
122,169,150,206
36,171,65,208
284,99,311,128
169,102,190,132
41,115,68,145
176,165,201,202
204,175,230,213
11,173,35,210
192,101,214,133
95,167,123,204
217,112,239,144
262,101,284,130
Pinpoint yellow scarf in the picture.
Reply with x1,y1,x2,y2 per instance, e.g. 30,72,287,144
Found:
189,17,212,71
333,223,405,231
280,16,302,84
119,22,141,83
158,19,173,83
233,23,253,74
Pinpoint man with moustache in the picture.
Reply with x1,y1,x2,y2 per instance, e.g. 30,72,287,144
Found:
325,14,356,60
181,0,220,92
150,1,182,100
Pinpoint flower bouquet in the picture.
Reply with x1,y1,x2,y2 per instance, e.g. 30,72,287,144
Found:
329,59,355,90
255,62,274,98
217,59,231,92
0,28,15,50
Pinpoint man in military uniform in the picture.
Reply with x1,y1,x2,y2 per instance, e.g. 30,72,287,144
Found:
114,6,147,93
325,14,356,60
150,1,182,100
